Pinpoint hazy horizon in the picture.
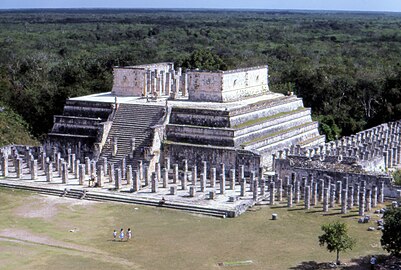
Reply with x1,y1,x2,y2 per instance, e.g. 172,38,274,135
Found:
1,0,400,13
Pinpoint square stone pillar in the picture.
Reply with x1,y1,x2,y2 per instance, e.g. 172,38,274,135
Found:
126,165,132,185
46,162,53,182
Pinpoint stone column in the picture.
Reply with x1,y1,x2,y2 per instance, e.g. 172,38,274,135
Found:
97,165,104,187
200,173,206,192
287,184,293,207
57,158,63,177
250,171,256,192
329,184,336,208
240,179,246,197
341,189,347,214
74,159,80,179
16,158,22,178
253,180,259,201
121,158,126,180
126,165,132,185
295,179,300,203
173,163,178,184
270,182,275,205
202,161,207,178
109,163,115,183
79,164,85,185
372,185,378,208
156,162,161,183
69,154,75,174
323,188,329,212
192,165,197,186
354,184,360,206
61,162,68,183
144,166,150,186
46,162,53,182
30,159,37,180
189,186,196,197
115,168,121,190
55,152,61,171
102,157,108,175
162,168,168,188
359,191,365,216
305,186,311,209
41,152,47,171
336,181,342,204
181,171,187,190
151,173,158,193
239,165,245,181
319,179,325,202
133,170,140,192
277,178,283,202
90,161,97,179
366,189,372,212
1,155,8,177
164,157,170,171
312,181,318,206
182,159,188,173
84,157,90,175
229,169,236,190
378,181,384,203
220,173,226,195
260,177,266,196
210,168,216,188
348,186,354,209
138,160,143,181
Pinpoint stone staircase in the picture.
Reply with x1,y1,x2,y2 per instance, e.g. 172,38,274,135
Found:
98,103,166,170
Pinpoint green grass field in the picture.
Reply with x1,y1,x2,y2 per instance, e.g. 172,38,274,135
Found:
0,188,386,270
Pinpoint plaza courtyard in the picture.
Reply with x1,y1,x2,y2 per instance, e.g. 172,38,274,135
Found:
0,187,385,270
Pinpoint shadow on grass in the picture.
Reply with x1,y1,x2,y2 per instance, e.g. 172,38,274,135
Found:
289,254,391,270
270,205,288,209
287,208,305,212
341,214,359,218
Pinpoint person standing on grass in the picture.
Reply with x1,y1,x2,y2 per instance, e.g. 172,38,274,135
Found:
126,228,132,241
113,230,117,241
119,228,124,241
370,255,377,270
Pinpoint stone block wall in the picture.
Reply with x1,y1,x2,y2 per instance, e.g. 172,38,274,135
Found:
187,66,269,102
111,68,146,96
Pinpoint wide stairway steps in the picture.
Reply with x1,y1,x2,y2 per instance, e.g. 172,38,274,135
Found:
99,103,166,169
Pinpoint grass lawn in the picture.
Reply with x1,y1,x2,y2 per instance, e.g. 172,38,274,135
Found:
0,188,386,270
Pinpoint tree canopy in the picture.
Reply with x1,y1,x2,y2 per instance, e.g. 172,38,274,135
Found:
318,221,356,265
381,207,401,256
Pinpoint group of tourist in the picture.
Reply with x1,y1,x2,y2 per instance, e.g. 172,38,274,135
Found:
113,228,132,241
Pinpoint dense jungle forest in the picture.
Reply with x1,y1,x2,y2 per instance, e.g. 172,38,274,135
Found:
1,9,401,144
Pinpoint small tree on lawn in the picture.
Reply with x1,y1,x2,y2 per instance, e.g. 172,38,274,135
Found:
319,221,356,265
381,207,401,256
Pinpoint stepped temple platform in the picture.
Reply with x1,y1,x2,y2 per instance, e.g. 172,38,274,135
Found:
1,62,401,217
0,62,331,217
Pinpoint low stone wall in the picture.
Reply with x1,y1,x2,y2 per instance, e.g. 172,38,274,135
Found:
163,142,260,176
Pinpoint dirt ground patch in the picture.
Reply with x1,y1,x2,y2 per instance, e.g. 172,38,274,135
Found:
15,195,97,220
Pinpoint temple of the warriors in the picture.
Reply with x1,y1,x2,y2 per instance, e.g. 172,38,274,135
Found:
0,62,400,218
47,62,325,173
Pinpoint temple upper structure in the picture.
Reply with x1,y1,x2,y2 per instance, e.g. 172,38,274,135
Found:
111,62,269,102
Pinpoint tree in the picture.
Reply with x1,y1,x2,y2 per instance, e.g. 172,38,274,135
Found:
318,221,356,265
381,207,401,256
179,49,227,71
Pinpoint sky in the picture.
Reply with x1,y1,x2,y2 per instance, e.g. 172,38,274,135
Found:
0,0,400,12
